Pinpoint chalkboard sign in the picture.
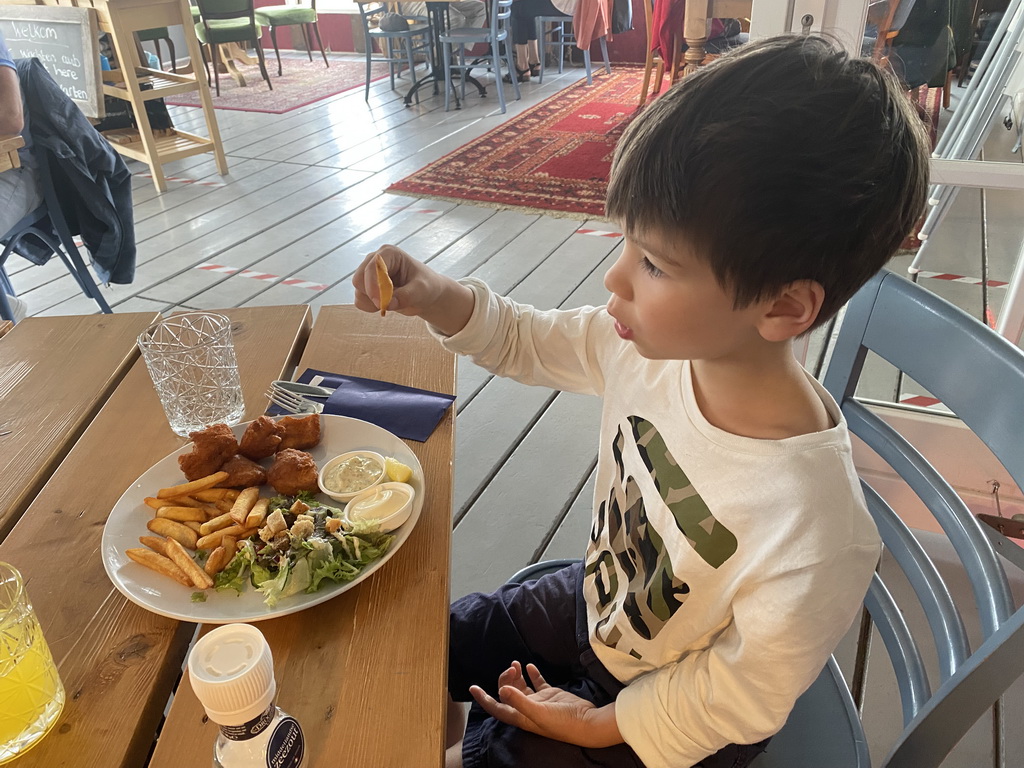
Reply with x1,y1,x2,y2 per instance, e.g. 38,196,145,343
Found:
0,5,103,118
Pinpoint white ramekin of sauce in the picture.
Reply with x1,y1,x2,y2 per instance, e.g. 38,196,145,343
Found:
343,482,415,532
318,450,386,502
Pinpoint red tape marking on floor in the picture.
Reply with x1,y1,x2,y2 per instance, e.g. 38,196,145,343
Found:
196,263,327,291
918,270,1007,288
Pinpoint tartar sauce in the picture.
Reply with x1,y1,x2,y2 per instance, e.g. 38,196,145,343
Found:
323,455,383,494
346,485,412,527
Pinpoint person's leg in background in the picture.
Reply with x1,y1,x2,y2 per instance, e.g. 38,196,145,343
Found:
508,0,558,80
0,165,43,322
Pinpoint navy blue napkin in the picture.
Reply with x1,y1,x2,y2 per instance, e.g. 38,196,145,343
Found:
279,368,455,442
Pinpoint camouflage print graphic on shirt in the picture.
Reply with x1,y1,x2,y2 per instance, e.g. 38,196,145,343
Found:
629,416,738,568
586,418,736,651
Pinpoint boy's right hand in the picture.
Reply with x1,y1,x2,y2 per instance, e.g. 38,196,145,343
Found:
352,244,476,337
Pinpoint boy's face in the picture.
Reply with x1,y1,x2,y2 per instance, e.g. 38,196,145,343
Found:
603,229,771,362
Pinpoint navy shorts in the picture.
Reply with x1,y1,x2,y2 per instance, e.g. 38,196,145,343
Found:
448,562,771,768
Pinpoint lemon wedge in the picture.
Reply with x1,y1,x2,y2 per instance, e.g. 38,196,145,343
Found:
385,457,413,483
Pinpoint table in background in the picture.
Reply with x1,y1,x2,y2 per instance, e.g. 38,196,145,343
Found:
0,134,24,173
0,305,456,767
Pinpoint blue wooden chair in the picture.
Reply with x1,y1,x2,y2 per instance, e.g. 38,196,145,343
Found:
440,0,520,113
534,15,609,85
354,0,431,102
512,270,1024,767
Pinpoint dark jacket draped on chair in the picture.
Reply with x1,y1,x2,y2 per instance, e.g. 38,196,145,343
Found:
15,58,135,285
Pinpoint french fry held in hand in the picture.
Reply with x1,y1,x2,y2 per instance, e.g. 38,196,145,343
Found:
126,548,192,587
147,517,199,550
229,487,260,526
375,253,393,317
164,536,214,589
245,498,269,529
157,471,229,499
156,506,207,523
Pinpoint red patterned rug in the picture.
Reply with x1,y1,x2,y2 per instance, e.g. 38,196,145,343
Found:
388,67,642,219
389,67,945,221
165,55,390,114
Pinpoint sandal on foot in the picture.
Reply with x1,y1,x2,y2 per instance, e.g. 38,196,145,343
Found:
529,64,541,77
503,67,530,83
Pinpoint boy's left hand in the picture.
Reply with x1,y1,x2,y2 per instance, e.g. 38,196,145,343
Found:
469,661,623,748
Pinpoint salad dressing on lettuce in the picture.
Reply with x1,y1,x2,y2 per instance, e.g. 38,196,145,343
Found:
214,492,394,607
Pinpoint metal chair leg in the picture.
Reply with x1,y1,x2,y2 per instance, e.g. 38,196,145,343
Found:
504,39,520,101
459,45,466,102
364,38,372,100
168,37,177,72
599,36,610,73
535,18,545,83
443,41,453,111
583,47,592,84
270,26,282,76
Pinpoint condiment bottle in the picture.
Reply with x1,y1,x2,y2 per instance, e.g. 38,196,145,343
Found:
188,623,305,768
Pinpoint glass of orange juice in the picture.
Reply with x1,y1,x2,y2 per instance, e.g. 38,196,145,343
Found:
0,563,64,764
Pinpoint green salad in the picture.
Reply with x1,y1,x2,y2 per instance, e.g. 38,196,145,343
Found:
214,491,396,607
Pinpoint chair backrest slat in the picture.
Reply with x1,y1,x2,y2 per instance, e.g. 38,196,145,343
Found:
863,574,932,723
861,481,970,681
845,400,1014,637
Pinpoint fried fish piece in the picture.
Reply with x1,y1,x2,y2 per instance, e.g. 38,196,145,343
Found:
267,449,320,495
278,413,322,451
220,455,268,488
178,423,238,482
239,415,285,460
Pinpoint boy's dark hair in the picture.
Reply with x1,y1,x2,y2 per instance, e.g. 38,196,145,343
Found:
606,35,930,328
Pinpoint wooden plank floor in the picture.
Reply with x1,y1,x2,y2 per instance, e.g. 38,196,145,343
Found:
7,54,1024,767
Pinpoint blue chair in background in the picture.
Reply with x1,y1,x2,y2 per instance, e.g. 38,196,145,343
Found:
534,15,609,85
440,0,520,113
515,270,1024,767
354,0,431,102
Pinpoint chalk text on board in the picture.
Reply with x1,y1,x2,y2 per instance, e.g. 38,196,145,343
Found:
9,21,59,42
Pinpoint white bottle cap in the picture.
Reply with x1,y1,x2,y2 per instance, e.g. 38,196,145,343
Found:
188,623,277,727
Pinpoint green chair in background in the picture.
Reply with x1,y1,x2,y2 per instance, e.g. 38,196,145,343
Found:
194,0,273,95
137,27,176,71
255,0,329,76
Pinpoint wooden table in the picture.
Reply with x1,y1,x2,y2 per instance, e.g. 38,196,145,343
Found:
0,305,456,767
0,134,24,173
678,0,752,77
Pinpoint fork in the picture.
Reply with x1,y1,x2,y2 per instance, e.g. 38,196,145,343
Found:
264,385,324,414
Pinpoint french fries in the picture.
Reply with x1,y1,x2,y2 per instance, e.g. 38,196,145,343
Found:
245,498,269,530
229,487,260,526
375,253,393,317
164,537,214,589
129,466,277,594
157,471,229,499
126,548,192,587
147,517,199,550
205,546,229,577
156,506,207,523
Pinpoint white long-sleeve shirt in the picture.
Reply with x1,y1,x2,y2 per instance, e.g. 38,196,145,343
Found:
434,279,881,768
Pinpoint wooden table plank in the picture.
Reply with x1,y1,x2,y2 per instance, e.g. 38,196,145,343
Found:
0,313,160,540
149,306,457,768
0,320,12,338
0,133,24,173
0,306,311,768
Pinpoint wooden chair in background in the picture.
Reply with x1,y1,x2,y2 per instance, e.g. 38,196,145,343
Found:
638,0,665,105
194,0,273,95
255,0,330,76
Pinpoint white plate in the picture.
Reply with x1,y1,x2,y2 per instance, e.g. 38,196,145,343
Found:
101,414,424,624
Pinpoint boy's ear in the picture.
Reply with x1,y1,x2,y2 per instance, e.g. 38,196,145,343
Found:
757,280,824,342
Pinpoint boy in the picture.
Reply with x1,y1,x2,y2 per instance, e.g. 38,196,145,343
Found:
353,35,929,768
